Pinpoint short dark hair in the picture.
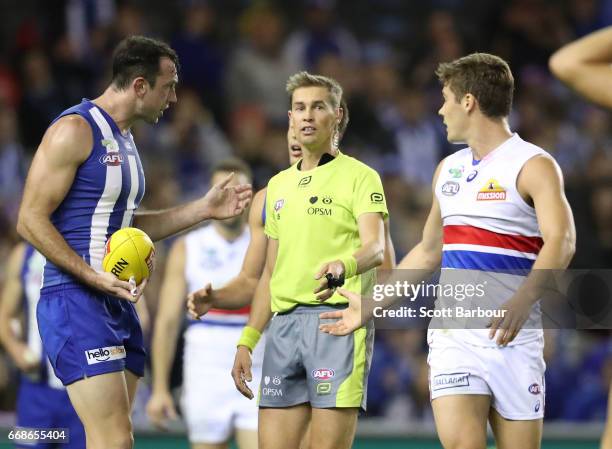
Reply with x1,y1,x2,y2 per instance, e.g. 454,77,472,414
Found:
435,53,514,118
211,158,253,182
111,36,179,90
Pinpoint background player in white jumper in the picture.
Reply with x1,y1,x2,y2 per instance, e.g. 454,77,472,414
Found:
147,159,258,449
320,53,576,449
550,26,612,449
16,36,251,449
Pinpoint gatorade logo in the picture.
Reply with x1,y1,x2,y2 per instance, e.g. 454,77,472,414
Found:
85,346,126,364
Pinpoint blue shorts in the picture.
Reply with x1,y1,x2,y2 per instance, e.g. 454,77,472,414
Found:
37,283,146,386
16,377,85,449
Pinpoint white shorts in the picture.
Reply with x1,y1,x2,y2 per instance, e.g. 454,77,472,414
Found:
181,322,265,443
427,330,546,420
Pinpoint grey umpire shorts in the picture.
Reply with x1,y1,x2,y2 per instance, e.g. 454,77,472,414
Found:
258,305,374,410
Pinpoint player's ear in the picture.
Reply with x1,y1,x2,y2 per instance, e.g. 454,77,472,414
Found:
336,107,343,125
463,93,476,113
133,77,148,97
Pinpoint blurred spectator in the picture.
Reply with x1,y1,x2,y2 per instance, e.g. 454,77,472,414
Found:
283,0,361,70
561,339,612,420
0,62,20,107
495,0,570,70
0,101,26,221
411,10,465,87
144,88,233,200
568,0,609,36
392,87,445,187
18,49,66,152
171,0,226,122
64,0,116,60
226,3,298,125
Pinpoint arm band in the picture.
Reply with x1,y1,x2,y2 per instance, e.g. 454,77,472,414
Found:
340,255,358,279
237,325,262,352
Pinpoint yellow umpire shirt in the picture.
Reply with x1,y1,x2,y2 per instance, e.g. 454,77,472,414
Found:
264,152,389,313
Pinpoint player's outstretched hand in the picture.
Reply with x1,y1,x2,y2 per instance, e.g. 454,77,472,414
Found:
146,390,178,430
319,288,363,336
232,346,254,400
202,172,252,220
187,283,214,319
314,260,345,301
92,271,146,303
488,296,532,346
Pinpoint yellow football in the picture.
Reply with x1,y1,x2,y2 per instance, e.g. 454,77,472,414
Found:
102,227,155,284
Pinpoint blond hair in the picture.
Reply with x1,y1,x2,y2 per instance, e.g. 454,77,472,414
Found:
286,71,349,149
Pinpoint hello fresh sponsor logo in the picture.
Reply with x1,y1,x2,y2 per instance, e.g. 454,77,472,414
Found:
85,346,126,365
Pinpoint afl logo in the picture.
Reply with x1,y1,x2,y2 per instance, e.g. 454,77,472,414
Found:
312,368,335,380
441,181,460,196
528,383,541,395
99,152,124,166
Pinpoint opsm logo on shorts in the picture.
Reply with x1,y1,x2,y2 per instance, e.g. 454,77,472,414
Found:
85,345,126,365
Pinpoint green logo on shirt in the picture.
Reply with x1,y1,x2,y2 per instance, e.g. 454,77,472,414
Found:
448,165,464,178
298,176,312,187
370,193,384,204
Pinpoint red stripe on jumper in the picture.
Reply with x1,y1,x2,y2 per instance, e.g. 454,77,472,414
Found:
443,225,543,254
